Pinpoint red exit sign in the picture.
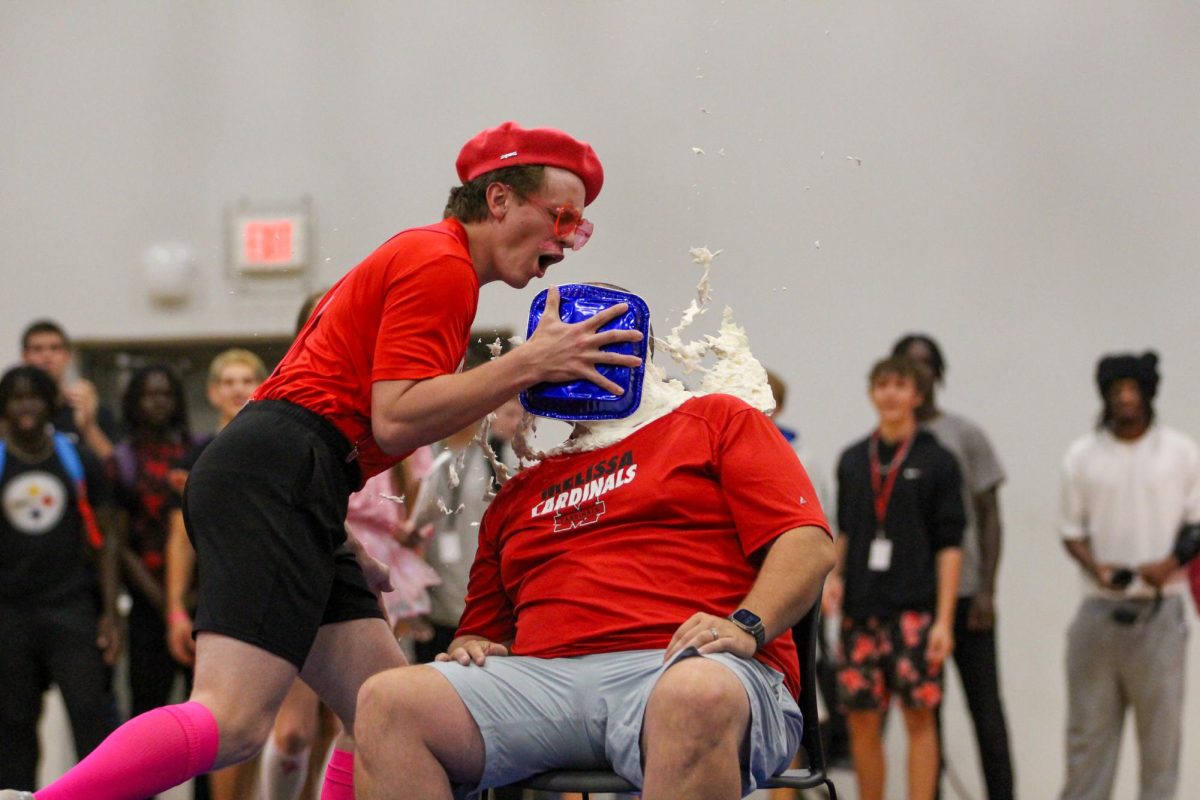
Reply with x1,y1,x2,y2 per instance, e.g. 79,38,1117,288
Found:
243,219,294,265
232,212,308,272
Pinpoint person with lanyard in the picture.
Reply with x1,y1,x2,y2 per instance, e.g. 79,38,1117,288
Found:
892,333,1014,800
0,366,121,794
0,120,641,800
824,355,964,800
1058,351,1200,800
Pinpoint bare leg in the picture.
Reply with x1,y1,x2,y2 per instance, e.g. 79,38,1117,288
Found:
640,658,750,800
903,706,939,800
209,758,260,800
846,710,885,800
189,632,304,768
296,617,406,744
261,679,321,800
355,665,487,800
298,704,340,800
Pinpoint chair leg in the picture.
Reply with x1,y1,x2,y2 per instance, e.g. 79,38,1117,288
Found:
825,778,838,799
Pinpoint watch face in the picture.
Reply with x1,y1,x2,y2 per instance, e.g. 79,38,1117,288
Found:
732,608,762,628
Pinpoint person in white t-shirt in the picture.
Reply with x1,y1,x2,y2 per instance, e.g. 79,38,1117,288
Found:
1058,351,1200,800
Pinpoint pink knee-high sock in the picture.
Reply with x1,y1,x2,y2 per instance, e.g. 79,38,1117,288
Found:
319,749,355,800
35,701,219,800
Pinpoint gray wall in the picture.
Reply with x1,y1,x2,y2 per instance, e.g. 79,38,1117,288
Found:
5,3,1200,796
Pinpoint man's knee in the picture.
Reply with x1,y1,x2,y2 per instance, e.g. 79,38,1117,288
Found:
902,706,936,735
192,697,276,766
273,722,315,755
645,658,749,747
356,665,438,743
356,665,485,784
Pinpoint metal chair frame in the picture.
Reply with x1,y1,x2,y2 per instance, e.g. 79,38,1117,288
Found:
491,593,837,799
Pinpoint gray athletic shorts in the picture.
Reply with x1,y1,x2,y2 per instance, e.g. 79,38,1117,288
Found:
426,647,803,798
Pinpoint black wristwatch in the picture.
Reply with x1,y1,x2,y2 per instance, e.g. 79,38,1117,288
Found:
728,608,766,651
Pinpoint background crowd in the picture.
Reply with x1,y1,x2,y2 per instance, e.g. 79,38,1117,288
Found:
4,311,1198,800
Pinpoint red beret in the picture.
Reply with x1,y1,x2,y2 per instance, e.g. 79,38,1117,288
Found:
456,121,604,206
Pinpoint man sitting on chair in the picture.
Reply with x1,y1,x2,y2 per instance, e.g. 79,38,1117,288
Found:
354,288,835,800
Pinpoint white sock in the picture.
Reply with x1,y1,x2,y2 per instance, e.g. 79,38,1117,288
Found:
259,735,311,800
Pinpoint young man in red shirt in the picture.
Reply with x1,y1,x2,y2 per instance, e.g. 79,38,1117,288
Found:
2,121,640,800
352,322,836,800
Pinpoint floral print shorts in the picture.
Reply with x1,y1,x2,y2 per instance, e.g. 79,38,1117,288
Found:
836,611,943,712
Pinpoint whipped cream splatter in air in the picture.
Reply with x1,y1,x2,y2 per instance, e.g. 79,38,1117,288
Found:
519,245,775,457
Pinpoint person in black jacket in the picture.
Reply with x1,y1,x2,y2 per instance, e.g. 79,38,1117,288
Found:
824,355,964,800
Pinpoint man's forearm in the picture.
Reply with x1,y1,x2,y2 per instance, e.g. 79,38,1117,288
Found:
81,424,114,461
974,488,1002,595
372,351,540,456
833,531,849,577
121,548,164,610
1063,538,1106,582
97,508,122,617
164,511,195,615
739,526,836,642
934,547,962,625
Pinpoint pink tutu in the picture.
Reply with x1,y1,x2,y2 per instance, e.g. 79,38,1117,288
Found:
346,448,440,623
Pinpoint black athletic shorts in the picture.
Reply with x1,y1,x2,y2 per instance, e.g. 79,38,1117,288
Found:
183,400,384,668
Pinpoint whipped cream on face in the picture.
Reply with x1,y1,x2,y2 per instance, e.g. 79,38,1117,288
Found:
549,362,694,455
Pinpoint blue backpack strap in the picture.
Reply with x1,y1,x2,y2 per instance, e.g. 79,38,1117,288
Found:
0,439,6,478
51,432,105,550
52,432,86,485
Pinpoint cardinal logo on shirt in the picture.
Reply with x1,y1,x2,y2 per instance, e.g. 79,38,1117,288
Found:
3,471,68,535
530,449,638,519
554,499,607,532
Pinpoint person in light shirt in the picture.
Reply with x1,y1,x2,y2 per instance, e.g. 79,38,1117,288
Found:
1058,351,1200,800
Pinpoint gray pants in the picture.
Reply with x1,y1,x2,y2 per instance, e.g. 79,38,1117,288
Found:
1060,595,1188,800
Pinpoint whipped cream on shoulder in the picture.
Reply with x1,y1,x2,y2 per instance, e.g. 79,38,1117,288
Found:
695,306,774,414
548,362,694,455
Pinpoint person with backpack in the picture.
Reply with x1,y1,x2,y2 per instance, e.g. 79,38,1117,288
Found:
0,365,121,793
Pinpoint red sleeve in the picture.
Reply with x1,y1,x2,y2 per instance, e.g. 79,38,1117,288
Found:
1190,559,1200,615
455,500,518,643
714,402,832,556
372,255,478,382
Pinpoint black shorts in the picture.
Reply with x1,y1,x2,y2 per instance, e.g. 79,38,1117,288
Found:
183,400,384,668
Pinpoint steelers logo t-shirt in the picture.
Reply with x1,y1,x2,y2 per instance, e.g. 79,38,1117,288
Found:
0,443,109,602
4,470,68,534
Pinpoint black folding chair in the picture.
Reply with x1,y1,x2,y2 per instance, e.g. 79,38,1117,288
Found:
490,596,837,799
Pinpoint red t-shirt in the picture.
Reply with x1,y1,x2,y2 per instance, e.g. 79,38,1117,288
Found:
255,219,479,481
457,393,831,698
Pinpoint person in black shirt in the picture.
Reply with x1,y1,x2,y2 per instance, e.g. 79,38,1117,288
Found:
824,355,964,800
0,366,121,792
20,320,118,461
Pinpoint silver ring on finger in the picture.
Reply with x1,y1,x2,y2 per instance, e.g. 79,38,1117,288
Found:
709,627,719,642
